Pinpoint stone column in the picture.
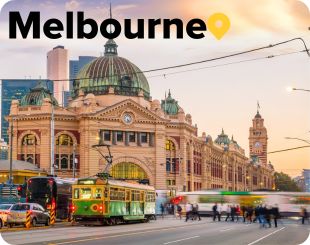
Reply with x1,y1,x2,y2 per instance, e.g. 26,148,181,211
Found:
154,125,166,189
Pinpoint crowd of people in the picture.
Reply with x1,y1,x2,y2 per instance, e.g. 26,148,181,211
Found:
159,202,309,226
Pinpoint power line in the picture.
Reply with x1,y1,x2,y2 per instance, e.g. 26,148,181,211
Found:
268,145,310,154
2,37,308,82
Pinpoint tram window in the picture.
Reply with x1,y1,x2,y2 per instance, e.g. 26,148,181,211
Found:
74,188,80,199
146,192,155,202
80,188,92,199
140,191,145,202
126,190,130,201
132,190,140,201
95,188,102,199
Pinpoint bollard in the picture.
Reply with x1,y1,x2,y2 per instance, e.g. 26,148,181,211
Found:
50,207,56,225
25,210,31,229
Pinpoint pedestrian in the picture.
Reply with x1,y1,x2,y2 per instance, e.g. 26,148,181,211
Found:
192,203,201,221
235,205,241,222
160,203,165,219
176,204,182,220
225,205,231,222
231,205,236,222
266,206,272,228
253,205,260,223
259,205,268,228
271,204,280,228
185,202,192,222
246,206,253,224
212,203,218,221
218,204,223,221
241,206,247,223
301,207,308,225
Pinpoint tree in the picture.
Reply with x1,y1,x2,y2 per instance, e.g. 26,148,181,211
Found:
274,172,301,192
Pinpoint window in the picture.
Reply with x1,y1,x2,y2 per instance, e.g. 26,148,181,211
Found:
166,140,175,151
116,131,123,142
129,132,136,142
80,188,92,199
22,134,36,145
104,130,111,141
110,188,125,201
131,190,140,201
146,192,155,202
95,188,102,199
56,134,73,146
61,156,68,169
141,133,147,143
74,188,79,199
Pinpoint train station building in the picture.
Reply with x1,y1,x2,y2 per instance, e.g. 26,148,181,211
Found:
7,39,274,192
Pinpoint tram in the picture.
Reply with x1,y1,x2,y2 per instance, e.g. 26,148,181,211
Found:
71,177,156,225
174,191,310,217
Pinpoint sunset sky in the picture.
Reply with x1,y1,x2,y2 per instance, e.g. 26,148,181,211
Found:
0,0,309,176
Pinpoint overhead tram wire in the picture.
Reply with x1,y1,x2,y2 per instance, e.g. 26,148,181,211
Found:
268,145,310,154
3,37,307,82
147,49,307,79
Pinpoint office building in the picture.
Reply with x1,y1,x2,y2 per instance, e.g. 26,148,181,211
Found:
47,46,69,106
0,79,53,143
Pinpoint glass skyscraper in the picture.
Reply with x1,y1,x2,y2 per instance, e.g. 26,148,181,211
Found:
0,79,53,143
69,56,97,89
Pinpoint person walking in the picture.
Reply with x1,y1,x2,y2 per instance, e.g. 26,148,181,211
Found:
185,202,192,222
271,204,280,228
218,204,223,221
259,205,268,228
235,205,241,222
246,206,253,224
176,204,182,220
192,203,201,221
225,205,231,222
160,203,165,219
231,205,236,222
301,207,308,225
212,203,218,221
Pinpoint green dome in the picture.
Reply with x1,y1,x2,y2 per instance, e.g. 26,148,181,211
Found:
20,81,58,107
215,129,231,146
161,90,179,115
72,39,150,99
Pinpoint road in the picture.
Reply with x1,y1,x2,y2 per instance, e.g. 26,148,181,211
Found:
1,217,309,245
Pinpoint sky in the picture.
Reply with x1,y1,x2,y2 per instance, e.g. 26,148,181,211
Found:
0,0,309,176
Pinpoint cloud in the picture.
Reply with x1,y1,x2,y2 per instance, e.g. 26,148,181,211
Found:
65,0,80,11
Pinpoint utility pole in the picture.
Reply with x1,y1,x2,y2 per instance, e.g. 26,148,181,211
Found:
50,104,55,176
9,119,13,200
72,143,76,178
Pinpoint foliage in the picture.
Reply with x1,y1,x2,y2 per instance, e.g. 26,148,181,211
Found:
274,172,301,192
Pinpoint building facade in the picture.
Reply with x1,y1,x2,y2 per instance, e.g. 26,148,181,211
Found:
0,139,8,160
303,169,310,192
0,79,53,142
8,39,274,191
47,46,69,106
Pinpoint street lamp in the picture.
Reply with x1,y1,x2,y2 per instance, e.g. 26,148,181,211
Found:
286,87,310,93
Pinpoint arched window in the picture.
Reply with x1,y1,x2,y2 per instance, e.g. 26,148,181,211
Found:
111,162,147,180
61,156,69,169
56,134,73,146
166,140,178,174
22,134,37,145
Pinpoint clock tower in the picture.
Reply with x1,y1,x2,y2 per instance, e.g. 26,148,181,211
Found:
249,109,268,165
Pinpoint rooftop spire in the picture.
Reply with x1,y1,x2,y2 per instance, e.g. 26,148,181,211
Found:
104,2,118,56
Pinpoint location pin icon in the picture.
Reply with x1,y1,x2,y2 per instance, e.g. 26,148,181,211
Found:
207,13,231,40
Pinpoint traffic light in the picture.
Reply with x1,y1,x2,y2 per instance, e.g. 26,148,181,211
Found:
17,185,22,196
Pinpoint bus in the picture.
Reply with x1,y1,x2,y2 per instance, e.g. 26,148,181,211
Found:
72,177,156,225
174,191,310,217
26,177,75,219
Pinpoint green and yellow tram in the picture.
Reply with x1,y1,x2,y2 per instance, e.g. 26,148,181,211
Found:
72,177,156,225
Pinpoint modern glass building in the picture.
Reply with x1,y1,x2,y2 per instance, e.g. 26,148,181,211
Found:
303,169,310,192
69,56,97,89
0,79,53,143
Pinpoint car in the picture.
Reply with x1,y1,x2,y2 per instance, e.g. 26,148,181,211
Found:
7,203,50,228
0,204,14,228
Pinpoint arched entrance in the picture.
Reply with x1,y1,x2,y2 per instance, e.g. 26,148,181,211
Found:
111,162,149,183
